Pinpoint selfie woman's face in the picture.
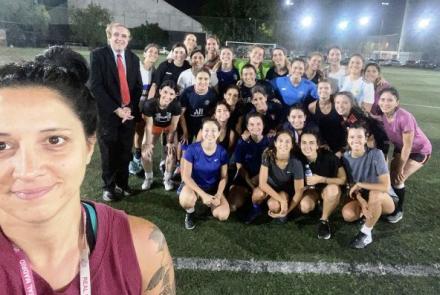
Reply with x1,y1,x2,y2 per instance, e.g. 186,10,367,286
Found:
0,86,95,224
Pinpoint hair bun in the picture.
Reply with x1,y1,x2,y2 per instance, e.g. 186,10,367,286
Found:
35,46,89,84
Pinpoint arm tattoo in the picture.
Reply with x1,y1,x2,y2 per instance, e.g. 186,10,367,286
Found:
159,268,175,295
146,266,165,291
149,226,165,252
144,227,176,294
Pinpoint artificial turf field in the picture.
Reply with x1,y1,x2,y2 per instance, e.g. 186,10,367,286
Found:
2,47,440,294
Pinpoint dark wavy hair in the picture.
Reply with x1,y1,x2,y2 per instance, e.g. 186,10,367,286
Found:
262,130,296,163
0,47,97,138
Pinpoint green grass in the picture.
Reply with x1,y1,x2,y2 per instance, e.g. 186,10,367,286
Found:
2,47,440,293
176,270,440,295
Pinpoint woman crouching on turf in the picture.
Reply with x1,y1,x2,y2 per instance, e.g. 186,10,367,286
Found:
378,87,432,223
342,122,398,249
141,80,181,191
247,130,305,224
228,113,270,213
179,118,230,230
298,129,347,239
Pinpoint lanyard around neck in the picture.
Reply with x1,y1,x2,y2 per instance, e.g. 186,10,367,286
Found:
12,207,91,295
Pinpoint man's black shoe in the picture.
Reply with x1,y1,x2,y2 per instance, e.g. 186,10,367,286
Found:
102,190,116,202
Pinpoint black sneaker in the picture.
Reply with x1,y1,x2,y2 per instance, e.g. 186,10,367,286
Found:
272,216,288,225
244,206,262,224
317,219,331,240
185,212,196,230
350,231,372,249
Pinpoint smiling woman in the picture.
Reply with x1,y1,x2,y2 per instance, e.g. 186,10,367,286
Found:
0,47,175,294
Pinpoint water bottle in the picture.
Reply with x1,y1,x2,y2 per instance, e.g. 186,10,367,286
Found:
305,164,315,189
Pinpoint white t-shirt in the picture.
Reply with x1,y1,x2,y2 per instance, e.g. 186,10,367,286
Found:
328,66,346,86
177,68,218,92
139,61,153,94
340,75,374,106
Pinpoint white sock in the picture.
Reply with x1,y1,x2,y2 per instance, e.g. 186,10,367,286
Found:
186,208,195,214
164,171,172,181
394,183,405,189
145,172,153,179
361,225,373,237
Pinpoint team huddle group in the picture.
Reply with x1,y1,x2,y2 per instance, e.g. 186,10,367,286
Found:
92,23,432,250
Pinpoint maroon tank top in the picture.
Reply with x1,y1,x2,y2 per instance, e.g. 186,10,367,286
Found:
0,202,142,294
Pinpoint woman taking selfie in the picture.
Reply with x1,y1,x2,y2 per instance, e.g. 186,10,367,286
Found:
0,48,174,293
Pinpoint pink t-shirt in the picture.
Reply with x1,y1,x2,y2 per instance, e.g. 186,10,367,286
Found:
382,108,432,155
0,202,142,294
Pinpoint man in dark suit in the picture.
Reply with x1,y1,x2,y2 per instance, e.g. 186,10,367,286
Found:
90,22,143,201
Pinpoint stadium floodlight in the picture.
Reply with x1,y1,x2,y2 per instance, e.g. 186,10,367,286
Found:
359,16,370,26
338,20,349,30
417,18,431,29
301,16,313,28
285,0,294,6
381,2,389,6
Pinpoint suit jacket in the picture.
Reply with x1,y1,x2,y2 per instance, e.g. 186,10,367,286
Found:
89,46,143,127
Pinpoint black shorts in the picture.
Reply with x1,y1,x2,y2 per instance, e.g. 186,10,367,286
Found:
393,147,431,164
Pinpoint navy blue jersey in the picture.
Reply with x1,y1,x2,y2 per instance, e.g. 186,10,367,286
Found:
184,142,228,190
217,67,240,96
234,136,270,177
180,86,218,134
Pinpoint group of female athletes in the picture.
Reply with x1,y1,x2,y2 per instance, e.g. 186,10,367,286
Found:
131,33,432,249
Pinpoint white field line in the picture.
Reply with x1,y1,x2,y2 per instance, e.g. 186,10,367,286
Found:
401,103,440,109
174,257,440,277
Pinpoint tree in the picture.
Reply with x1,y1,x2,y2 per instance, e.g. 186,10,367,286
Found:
130,21,169,49
0,0,50,46
199,0,281,43
70,3,112,48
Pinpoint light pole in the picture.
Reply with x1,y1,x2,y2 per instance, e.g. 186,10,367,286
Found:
397,0,410,60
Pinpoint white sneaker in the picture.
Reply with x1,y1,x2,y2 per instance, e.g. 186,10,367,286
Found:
163,179,174,191
141,178,153,190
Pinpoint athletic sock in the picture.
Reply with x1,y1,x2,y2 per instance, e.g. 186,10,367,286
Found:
164,171,172,181
392,186,405,212
360,225,373,238
186,208,195,214
134,148,141,159
145,171,153,180
252,204,261,212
